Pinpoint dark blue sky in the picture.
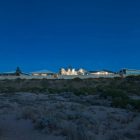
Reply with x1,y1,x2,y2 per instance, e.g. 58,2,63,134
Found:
0,0,140,72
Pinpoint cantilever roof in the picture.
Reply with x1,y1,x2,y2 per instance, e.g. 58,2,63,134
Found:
121,68,140,71
31,70,55,74
1,71,16,74
0,71,29,75
89,70,115,73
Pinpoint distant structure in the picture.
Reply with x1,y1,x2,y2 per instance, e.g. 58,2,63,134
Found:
31,70,55,76
0,67,140,80
0,67,24,76
0,71,17,76
77,68,88,75
89,70,115,76
119,69,140,76
15,67,22,76
59,67,88,75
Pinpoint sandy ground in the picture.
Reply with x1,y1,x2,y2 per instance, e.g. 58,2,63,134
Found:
0,92,140,140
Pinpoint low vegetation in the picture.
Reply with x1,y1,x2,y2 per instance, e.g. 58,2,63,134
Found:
0,76,140,140
0,76,140,111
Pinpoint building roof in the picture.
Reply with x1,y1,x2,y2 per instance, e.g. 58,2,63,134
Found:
76,68,87,71
0,71,29,75
102,69,115,73
31,70,55,74
1,71,16,74
121,68,140,71
89,70,115,73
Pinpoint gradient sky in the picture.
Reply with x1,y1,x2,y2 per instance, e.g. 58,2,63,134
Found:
0,0,140,72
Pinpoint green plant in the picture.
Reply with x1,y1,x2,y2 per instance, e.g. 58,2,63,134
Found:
72,77,82,82
112,98,129,108
100,88,129,100
128,99,140,111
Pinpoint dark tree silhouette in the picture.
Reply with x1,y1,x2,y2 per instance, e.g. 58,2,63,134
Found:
15,67,22,76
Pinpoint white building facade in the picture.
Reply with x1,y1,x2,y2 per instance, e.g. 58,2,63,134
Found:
60,68,87,75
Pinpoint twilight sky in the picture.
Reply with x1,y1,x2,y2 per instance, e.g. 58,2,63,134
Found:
0,0,140,72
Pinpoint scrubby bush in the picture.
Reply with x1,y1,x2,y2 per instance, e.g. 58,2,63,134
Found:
72,77,82,82
48,88,61,94
0,87,17,93
100,89,129,100
64,123,90,140
99,88,139,109
128,99,140,111
111,98,130,108
113,77,122,80
21,107,38,121
34,117,58,133
72,88,97,96
72,89,86,96
26,87,47,93
126,75,140,81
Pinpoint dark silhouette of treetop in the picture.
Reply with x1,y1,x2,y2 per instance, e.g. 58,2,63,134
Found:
15,67,22,76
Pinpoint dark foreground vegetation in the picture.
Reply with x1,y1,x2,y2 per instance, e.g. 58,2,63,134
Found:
0,76,140,111
0,76,140,140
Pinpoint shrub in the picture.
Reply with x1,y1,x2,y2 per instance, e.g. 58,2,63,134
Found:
126,75,140,81
21,107,38,121
73,89,86,96
0,87,17,93
112,98,129,108
113,77,122,80
34,117,58,132
48,88,60,94
100,89,129,100
64,123,90,140
128,99,140,111
72,77,82,82
72,87,97,96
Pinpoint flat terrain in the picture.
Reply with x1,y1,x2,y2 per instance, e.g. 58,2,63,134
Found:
0,77,140,140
